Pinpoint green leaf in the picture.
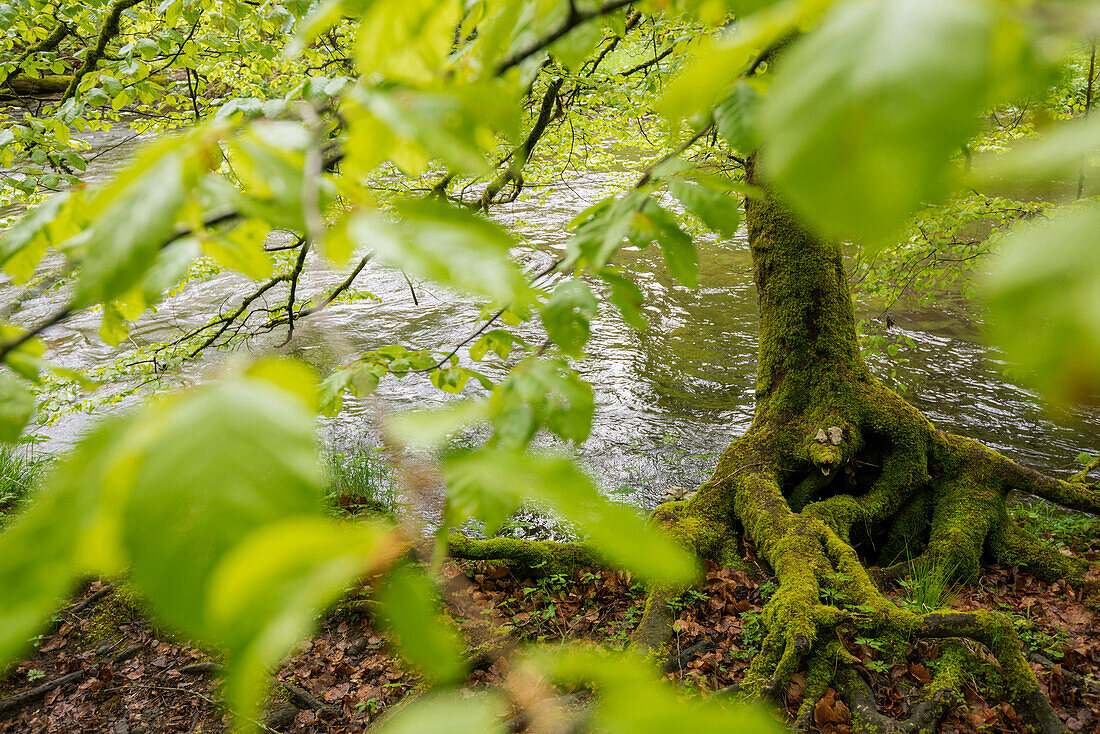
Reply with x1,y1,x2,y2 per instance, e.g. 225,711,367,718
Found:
600,270,647,330
469,329,524,362
0,422,127,662
550,19,602,71
760,0,996,244
374,691,504,734
206,517,390,724
445,451,697,584
75,134,209,305
204,219,274,280
714,81,761,154
379,567,467,684
969,115,1100,198
634,204,697,287
356,0,460,83
0,371,34,442
667,179,741,237
387,400,489,450
983,204,1100,405
226,122,311,231
535,646,783,734
541,279,598,356
139,237,201,303
349,200,530,303
121,377,323,632
489,359,593,447
0,192,71,272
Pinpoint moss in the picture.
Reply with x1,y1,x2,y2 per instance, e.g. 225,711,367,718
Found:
81,585,145,646
4,74,71,95
986,516,1088,584
445,535,601,577
880,491,933,565
794,640,840,725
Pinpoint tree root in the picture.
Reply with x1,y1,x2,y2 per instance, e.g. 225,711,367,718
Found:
0,643,142,715
619,374,1099,733
429,374,1098,733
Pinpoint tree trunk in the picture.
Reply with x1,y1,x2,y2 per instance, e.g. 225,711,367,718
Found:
635,159,1099,733
448,160,1100,734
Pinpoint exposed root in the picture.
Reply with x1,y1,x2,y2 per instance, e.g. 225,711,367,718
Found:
622,374,1097,733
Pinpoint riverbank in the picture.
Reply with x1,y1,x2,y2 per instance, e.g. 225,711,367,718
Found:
1,513,1096,733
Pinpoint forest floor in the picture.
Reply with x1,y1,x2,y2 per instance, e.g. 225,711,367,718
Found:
1,506,1099,734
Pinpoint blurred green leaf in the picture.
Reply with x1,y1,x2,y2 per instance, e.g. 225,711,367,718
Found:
349,199,530,303
667,179,741,237
541,279,598,356
0,422,126,661
75,134,210,305
445,450,697,584
207,517,390,724
375,691,505,734
379,566,467,684
121,377,323,631
983,204,1100,405
535,645,783,733
600,270,647,330
0,371,34,443
489,359,593,447
970,115,1100,197
634,204,697,287
714,81,761,154
760,0,996,244
388,400,489,450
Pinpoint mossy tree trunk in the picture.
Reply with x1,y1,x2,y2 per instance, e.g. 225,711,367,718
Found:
635,158,1097,733
448,161,1100,733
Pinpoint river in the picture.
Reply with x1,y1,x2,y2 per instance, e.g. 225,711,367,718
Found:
5,124,1098,513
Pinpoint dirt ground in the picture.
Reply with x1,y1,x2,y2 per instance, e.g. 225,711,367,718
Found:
1,543,1098,734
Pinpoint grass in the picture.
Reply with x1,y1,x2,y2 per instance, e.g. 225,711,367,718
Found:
0,445,44,528
324,443,395,518
899,550,961,613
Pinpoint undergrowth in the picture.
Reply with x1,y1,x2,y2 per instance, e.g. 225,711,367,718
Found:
324,443,394,518
0,446,43,529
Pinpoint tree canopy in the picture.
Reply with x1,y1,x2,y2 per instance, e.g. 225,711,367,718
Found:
1,0,1100,732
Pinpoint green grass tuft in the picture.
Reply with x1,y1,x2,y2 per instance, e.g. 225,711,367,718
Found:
0,445,44,527
324,443,394,518
900,550,961,613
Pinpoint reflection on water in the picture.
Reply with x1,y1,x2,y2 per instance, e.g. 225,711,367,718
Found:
4,127,1098,511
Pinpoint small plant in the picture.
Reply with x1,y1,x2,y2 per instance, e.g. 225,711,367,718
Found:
1018,619,1069,660
739,610,765,658
26,668,45,681
820,570,849,606
865,659,890,674
900,550,960,613
324,443,394,517
669,588,709,612
0,445,43,524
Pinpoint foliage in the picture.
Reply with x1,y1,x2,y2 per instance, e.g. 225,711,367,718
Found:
0,0,1099,730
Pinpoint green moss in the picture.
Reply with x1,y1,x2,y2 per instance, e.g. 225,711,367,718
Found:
446,535,601,577
81,585,145,646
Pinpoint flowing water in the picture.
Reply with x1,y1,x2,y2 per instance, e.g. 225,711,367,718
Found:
6,125,1098,513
